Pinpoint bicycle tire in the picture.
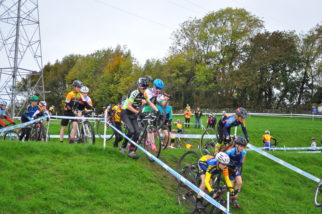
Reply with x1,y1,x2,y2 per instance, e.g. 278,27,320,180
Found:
143,125,162,161
3,131,20,141
29,125,39,141
82,122,95,144
177,150,201,174
39,123,48,142
177,165,199,211
314,180,322,208
97,120,115,140
200,128,217,155
161,127,170,150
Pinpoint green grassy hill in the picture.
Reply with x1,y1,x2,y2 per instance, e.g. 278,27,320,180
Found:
0,141,321,214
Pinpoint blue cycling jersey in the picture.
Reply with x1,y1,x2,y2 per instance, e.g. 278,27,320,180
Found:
225,147,246,170
22,105,39,120
222,115,248,138
157,105,172,120
0,108,5,116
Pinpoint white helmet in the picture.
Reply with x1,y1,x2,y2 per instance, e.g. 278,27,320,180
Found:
39,101,47,107
265,130,270,134
216,152,230,165
80,86,89,93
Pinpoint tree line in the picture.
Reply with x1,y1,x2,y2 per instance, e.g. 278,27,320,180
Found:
25,8,322,114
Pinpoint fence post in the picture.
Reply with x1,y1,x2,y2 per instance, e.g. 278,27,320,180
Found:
103,110,107,148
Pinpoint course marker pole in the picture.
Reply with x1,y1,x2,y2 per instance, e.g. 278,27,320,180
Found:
103,110,107,148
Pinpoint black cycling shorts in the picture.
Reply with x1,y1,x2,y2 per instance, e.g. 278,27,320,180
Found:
61,110,76,126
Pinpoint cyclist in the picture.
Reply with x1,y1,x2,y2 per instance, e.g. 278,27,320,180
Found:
49,105,55,115
215,107,249,154
19,96,40,141
262,130,275,151
157,93,172,149
32,101,50,124
140,79,166,152
176,119,183,133
59,80,83,144
196,152,234,209
120,77,151,159
79,86,94,110
225,136,247,209
0,100,16,128
111,103,123,148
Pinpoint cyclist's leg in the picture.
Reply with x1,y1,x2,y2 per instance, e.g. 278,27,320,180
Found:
113,122,123,148
70,111,81,143
60,110,72,142
120,111,136,150
215,122,224,153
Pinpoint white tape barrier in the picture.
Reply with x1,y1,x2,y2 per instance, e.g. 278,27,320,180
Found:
173,113,322,118
254,147,322,151
247,143,320,183
106,121,230,213
0,116,49,133
49,115,103,121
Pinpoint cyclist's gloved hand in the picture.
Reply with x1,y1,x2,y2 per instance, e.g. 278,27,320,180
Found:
229,188,235,194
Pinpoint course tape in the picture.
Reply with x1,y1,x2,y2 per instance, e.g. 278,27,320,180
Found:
49,115,103,121
248,144,320,183
255,147,322,151
173,113,322,118
106,121,230,214
0,116,49,133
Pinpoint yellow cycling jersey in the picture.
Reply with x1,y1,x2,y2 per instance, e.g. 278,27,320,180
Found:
199,155,233,193
263,134,273,142
112,105,122,123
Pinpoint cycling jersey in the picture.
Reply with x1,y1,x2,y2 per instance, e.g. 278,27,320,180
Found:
225,147,246,170
112,105,122,123
64,90,82,111
78,95,93,110
198,155,233,192
22,104,39,121
157,105,172,120
0,108,14,127
142,88,163,113
122,89,145,112
32,106,49,119
176,122,183,129
220,115,248,139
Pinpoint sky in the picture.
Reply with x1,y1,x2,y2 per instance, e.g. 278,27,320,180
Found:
40,0,322,66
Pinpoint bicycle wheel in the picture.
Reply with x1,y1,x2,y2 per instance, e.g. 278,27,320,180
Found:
271,138,278,147
29,125,39,141
97,120,115,140
161,128,170,150
177,165,199,211
177,150,201,174
39,124,49,142
81,122,95,144
3,131,20,141
314,181,322,208
200,128,217,155
143,125,162,161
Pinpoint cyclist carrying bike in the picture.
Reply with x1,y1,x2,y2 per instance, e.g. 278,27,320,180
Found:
0,100,16,128
215,107,249,154
120,77,154,159
225,136,247,209
59,80,83,143
196,152,234,209
19,96,40,141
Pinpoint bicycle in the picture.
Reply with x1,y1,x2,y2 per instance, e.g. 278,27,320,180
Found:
2,123,21,141
96,113,115,141
176,151,230,214
137,112,162,161
314,180,322,209
29,120,49,142
68,110,95,144
199,128,218,155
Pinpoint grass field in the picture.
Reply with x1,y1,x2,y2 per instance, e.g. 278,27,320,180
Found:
0,115,321,213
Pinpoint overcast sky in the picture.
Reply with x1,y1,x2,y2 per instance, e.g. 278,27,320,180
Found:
40,0,322,66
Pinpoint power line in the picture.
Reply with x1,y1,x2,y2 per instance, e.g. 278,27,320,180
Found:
92,0,173,29
166,0,202,14
182,0,209,13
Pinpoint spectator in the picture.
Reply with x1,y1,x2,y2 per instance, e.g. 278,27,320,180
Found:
194,107,203,128
207,113,217,129
184,107,192,128
311,137,317,151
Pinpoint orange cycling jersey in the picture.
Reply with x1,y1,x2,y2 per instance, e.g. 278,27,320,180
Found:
64,90,82,111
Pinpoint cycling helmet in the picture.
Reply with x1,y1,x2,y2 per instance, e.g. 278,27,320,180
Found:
80,86,89,93
235,107,248,118
0,100,7,105
235,136,248,146
29,96,40,101
265,130,270,134
72,80,83,88
39,101,47,107
153,79,164,89
215,152,230,165
137,78,149,88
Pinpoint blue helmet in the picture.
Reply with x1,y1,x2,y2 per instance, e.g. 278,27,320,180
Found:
0,100,8,105
153,79,164,89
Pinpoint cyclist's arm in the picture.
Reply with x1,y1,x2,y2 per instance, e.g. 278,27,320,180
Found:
241,121,248,139
144,92,158,112
0,118,6,126
222,168,233,191
205,171,214,192
126,101,139,114
4,115,14,124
